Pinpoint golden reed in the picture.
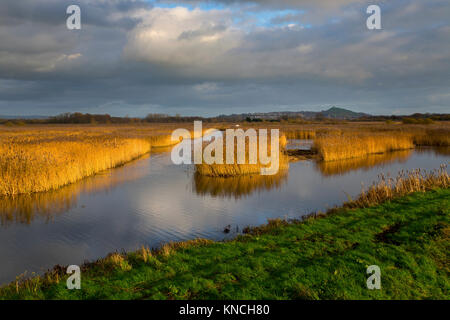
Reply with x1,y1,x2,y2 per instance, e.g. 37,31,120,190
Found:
345,165,449,208
0,136,151,196
195,135,288,177
313,132,415,162
1,122,447,195
283,129,316,140
0,125,189,196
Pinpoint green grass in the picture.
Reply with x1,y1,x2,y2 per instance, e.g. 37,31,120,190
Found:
1,189,449,300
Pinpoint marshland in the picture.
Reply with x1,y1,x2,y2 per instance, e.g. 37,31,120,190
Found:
0,121,449,298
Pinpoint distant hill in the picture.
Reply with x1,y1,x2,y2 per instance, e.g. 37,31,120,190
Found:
320,107,370,120
216,107,371,121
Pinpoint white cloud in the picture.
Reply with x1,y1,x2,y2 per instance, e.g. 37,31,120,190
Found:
194,82,219,93
296,44,313,54
121,5,382,82
124,7,242,68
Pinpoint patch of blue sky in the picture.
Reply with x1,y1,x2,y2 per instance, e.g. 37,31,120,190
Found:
146,1,309,28
147,0,226,11
245,9,304,27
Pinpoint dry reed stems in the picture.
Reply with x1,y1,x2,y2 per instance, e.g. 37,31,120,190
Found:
314,132,414,161
345,164,449,208
195,135,289,177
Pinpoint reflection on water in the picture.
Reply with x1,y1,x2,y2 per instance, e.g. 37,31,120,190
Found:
193,171,288,199
416,146,450,156
0,193,74,226
0,145,448,285
286,139,313,151
315,150,413,176
0,154,151,227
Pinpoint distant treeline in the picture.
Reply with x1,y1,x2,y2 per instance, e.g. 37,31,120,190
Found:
0,112,449,125
49,112,207,124
358,113,450,122
0,113,207,125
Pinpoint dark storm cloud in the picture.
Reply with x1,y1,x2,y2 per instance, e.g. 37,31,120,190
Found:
0,0,148,27
0,0,449,116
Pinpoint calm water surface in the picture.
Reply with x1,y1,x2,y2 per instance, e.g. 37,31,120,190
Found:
0,143,448,284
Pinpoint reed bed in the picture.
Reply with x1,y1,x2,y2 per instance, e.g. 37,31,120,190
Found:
314,132,414,162
0,122,448,195
412,128,450,146
148,134,180,148
195,135,289,177
195,154,289,177
345,164,449,208
0,124,201,196
0,124,229,196
0,136,151,196
312,124,449,162
264,123,449,158
283,129,316,140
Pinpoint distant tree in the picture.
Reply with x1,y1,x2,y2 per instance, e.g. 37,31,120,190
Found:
314,113,325,121
402,118,418,124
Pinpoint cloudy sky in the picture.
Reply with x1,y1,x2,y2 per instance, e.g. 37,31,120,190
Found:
0,0,449,117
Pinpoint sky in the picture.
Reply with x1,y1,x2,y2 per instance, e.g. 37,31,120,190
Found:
0,0,449,117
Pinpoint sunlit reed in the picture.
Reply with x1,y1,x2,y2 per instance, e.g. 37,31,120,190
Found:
345,164,449,208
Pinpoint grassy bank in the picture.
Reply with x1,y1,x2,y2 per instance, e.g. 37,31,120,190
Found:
1,188,448,300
